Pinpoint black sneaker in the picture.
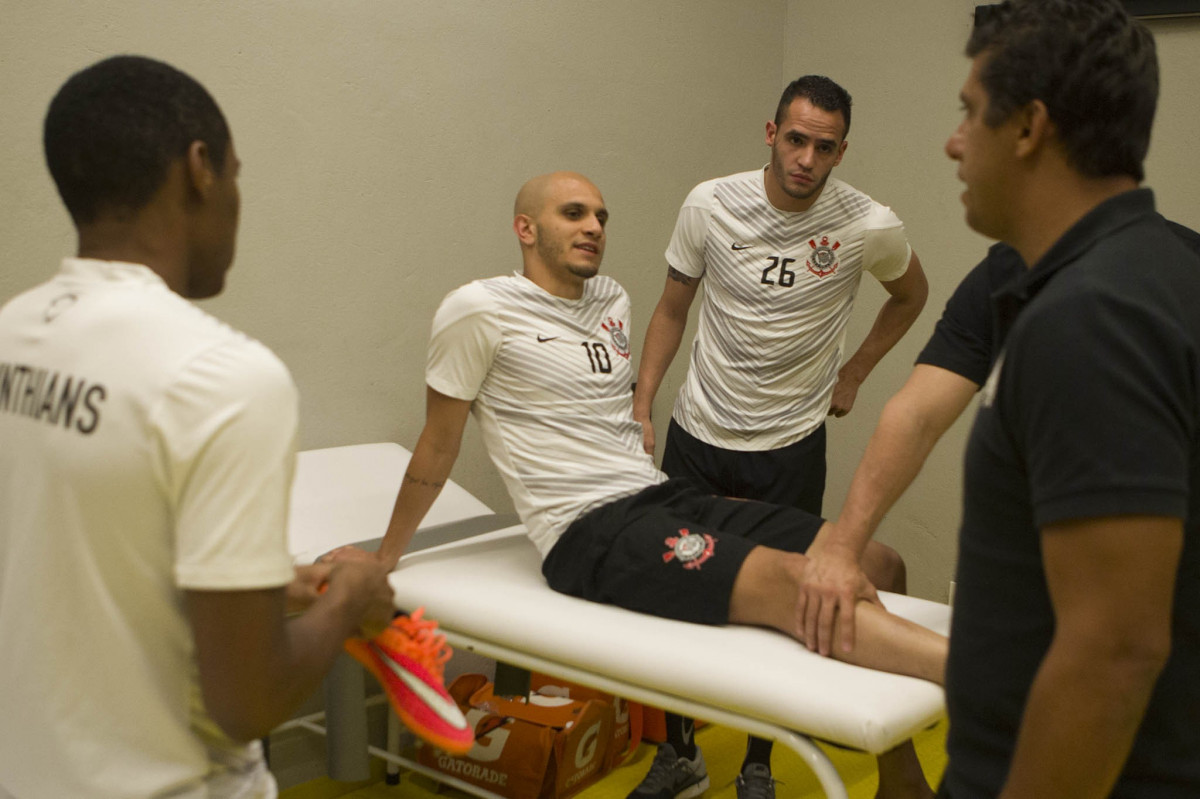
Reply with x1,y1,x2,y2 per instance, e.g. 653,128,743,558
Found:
627,743,710,799
735,763,776,799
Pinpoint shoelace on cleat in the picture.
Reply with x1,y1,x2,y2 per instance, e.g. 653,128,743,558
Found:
375,606,452,680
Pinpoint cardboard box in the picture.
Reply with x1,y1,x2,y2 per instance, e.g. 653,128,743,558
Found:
529,674,638,771
419,674,613,799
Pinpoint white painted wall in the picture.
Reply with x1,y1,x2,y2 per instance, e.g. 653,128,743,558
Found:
3,2,1196,602
0,0,783,515
783,2,1200,600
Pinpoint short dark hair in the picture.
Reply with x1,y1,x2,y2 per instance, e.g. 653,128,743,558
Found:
43,55,231,225
774,75,852,139
967,0,1157,181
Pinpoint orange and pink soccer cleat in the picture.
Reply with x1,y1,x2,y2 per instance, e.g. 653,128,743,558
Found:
343,607,474,755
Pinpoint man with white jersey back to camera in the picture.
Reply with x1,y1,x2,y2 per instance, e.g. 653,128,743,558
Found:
325,169,946,799
631,75,930,799
0,56,396,799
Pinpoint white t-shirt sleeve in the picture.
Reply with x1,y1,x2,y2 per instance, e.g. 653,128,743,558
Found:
664,181,717,279
426,283,503,401
862,204,913,283
158,340,299,590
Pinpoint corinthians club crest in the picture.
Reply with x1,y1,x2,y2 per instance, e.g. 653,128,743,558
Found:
602,317,630,360
806,235,841,278
662,528,715,570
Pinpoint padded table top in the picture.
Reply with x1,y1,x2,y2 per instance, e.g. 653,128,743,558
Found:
288,442,493,564
389,526,949,755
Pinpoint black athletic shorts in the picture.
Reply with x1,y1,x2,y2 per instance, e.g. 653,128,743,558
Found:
541,478,825,626
661,418,827,515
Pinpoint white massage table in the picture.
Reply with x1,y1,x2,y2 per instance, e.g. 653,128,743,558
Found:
286,443,951,799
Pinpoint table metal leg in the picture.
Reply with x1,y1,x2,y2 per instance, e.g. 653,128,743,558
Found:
323,652,371,781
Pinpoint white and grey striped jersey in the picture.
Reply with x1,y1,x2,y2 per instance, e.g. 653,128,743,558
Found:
426,272,667,556
666,169,912,450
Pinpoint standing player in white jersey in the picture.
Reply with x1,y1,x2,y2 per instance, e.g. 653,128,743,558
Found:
631,76,930,799
0,56,396,799
326,170,946,799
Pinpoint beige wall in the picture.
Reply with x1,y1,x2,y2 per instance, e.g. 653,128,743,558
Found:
2,2,1197,602
783,2,1200,600
0,0,784,514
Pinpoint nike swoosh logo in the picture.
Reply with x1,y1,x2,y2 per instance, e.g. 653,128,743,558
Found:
537,335,559,343
373,642,469,728
731,243,752,250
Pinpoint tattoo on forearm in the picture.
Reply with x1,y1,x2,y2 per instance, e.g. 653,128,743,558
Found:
667,267,698,286
403,472,445,490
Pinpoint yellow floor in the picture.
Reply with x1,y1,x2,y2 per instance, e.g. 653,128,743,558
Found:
281,720,947,799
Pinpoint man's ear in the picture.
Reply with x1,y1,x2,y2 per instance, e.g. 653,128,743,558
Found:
764,120,777,147
513,213,537,246
1015,99,1052,160
184,140,215,200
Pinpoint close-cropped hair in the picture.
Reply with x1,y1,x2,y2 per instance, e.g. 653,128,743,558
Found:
967,0,1157,181
774,75,853,139
43,55,230,225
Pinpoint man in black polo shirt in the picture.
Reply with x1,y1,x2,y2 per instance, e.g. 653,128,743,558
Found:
936,1,1200,796
797,218,1200,661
